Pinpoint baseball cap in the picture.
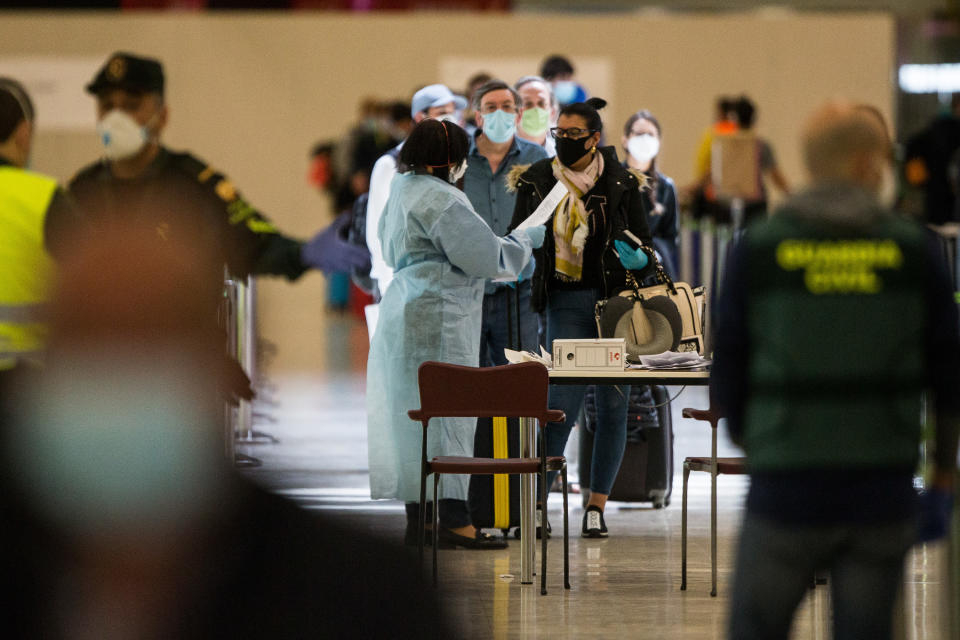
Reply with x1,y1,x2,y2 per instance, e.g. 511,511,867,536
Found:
410,84,467,118
86,52,164,96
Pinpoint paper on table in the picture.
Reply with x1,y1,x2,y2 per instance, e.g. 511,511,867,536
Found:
629,351,712,370
504,345,553,368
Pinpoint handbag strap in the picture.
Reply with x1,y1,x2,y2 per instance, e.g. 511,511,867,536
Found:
626,252,677,296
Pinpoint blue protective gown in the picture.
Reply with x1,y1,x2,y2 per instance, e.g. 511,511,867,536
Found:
367,172,534,502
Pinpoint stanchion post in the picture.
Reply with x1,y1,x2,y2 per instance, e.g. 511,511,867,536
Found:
949,469,959,639
221,277,238,461
520,416,535,585
235,278,253,440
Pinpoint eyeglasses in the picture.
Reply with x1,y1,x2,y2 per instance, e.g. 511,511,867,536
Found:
550,127,597,140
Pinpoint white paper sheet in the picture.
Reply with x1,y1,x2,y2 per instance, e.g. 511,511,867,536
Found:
514,180,567,231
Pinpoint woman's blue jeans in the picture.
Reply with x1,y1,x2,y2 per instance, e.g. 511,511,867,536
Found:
544,288,629,497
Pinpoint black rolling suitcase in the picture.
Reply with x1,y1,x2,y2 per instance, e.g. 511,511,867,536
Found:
467,287,526,531
578,385,674,508
468,415,522,529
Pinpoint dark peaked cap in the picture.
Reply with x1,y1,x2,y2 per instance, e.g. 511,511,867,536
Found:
86,52,164,95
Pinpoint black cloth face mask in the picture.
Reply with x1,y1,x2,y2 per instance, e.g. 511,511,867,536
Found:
555,136,593,167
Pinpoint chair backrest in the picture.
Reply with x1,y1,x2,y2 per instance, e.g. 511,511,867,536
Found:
412,361,557,425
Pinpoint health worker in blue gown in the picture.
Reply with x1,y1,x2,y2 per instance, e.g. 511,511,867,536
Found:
366,119,546,549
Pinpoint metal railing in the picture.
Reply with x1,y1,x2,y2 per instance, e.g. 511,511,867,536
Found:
221,274,276,467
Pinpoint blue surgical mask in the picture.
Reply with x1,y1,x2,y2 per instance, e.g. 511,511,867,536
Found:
482,109,517,144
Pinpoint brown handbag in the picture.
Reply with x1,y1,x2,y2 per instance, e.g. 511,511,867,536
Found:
595,261,705,361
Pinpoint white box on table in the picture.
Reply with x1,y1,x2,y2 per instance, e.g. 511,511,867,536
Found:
551,338,626,371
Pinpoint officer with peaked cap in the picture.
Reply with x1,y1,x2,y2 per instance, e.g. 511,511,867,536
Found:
67,53,368,399
70,52,367,294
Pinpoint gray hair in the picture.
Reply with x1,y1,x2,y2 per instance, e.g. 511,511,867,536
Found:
514,75,558,111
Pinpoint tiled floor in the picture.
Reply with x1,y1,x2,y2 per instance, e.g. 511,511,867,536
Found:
238,319,951,639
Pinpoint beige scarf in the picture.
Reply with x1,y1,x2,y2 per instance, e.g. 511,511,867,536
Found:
552,151,604,281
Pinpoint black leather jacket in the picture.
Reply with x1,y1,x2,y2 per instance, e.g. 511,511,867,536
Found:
508,146,654,312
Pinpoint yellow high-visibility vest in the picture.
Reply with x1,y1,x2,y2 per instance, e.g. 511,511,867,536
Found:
0,165,57,370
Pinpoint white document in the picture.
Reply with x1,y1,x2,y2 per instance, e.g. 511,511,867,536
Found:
493,181,568,283
514,180,567,231
629,351,712,370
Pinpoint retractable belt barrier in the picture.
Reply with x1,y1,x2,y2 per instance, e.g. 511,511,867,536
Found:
220,274,266,467
928,222,960,291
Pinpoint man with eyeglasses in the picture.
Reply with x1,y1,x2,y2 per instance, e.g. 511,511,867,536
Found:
463,80,547,366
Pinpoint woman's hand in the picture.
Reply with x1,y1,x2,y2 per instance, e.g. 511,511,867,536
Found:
614,239,649,270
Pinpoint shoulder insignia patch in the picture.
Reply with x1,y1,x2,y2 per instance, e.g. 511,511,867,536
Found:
215,179,237,202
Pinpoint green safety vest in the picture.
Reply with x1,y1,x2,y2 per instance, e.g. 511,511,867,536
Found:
0,166,57,370
742,210,927,472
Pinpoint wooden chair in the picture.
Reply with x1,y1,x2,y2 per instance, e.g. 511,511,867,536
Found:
408,361,569,594
680,406,747,597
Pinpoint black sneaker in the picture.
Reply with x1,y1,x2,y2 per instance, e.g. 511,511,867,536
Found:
581,505,608,538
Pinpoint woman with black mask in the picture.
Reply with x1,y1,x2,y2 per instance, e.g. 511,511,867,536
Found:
508,98,655,538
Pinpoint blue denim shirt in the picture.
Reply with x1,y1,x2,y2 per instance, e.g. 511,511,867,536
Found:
463,131,547,294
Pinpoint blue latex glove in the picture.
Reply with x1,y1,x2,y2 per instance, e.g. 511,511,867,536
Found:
917,488,953,543
614,239,649,271
301,213,371,275
522,225,546,249
506,257,536,289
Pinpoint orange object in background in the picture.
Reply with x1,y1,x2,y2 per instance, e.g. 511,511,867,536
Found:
905,157,929,186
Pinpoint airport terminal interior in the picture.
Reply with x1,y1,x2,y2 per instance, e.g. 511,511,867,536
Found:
2,1,960,638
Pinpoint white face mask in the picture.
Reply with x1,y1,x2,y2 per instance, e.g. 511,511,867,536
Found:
449,160,468,184
627,134,660,164
433,113,459,125
97,109,151,161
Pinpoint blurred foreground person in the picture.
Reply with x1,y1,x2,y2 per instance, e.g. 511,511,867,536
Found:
0,225,453,639
366,119,543,549
0,78,81,391
712,100,960,640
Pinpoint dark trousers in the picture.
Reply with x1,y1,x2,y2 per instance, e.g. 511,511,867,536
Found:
728,511,915,640
544,288,629,496
478,281,541,367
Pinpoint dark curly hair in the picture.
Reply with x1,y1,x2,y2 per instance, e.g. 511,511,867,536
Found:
558,97,607,133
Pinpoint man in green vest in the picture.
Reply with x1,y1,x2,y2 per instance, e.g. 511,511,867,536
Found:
0,78,80,390
712,100,960,639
